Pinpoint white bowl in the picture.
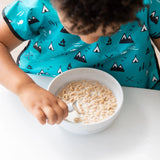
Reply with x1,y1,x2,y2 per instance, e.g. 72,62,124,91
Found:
47,68,124,135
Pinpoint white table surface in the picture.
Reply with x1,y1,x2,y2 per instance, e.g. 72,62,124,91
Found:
0,74,160,160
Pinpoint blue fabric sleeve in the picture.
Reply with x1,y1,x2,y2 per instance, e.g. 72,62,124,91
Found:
148,0,160,38
2,0,45,41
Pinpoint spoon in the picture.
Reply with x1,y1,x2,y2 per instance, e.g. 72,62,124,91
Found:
67,100,79,113
65,101,81,122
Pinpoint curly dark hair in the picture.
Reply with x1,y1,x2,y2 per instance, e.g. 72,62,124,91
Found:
54,0,145,34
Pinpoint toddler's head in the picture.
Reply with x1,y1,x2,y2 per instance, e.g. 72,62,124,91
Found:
53,0,144,43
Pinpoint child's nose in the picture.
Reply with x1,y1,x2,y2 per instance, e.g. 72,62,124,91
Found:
79,36,99,44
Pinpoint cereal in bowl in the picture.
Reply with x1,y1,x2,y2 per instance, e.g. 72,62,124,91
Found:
57,80,117,124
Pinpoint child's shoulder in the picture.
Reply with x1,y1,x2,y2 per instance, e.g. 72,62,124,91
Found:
6,0,56,17
14,0,52,9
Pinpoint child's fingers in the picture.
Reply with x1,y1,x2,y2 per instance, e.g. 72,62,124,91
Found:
33,108,47,125
57,100,68,118
52,104,64,124
42,106,57,125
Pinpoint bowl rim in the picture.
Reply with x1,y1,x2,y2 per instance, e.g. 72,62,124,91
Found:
47,67,124,126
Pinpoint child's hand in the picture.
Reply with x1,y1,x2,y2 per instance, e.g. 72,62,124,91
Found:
18,82,68,125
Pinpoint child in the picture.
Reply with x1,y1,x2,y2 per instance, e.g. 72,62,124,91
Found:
0,0,159,125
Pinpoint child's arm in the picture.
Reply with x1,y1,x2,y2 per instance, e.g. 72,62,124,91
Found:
152,38,160,52
0,20,68,125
